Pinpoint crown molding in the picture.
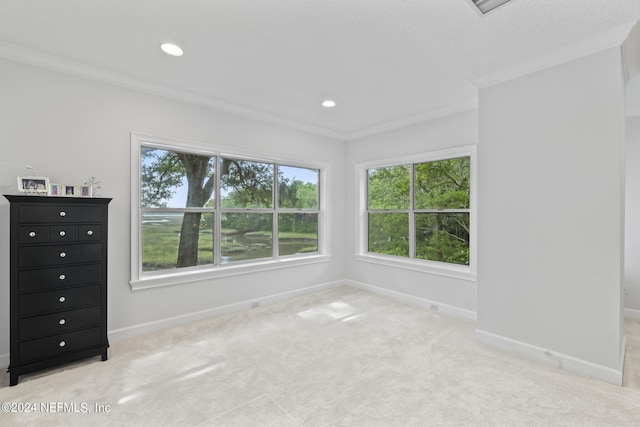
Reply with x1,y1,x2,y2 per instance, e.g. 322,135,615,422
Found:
472,22,637,89
0,40,479,142
0,41,347,141
4,34,628,140
346,98,479,141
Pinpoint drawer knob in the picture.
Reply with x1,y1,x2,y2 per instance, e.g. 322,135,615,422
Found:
59,296,66,303
59,318,66,325
59,252,66,258
59,341,66,347
59,211,66,217
59,230,66,237
59,274,66,280
29,231,36,238
87,230,93,236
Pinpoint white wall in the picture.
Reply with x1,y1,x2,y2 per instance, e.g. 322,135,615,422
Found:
0,58,348,364
626,115,640,316
345,110,478,316
476,48,626,383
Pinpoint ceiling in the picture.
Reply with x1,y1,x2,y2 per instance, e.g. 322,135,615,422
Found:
0,0,639,139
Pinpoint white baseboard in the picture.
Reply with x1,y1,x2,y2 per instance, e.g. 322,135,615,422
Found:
624,307,640,320
344,279,477,321
620,335,628,380
108,280,343,342
475,328,624,386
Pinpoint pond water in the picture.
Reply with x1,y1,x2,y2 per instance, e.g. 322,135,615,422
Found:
221,232,317,263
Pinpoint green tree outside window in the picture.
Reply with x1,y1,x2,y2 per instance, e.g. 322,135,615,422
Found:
367,157,470,266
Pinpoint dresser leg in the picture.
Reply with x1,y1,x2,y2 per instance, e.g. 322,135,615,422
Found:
9,371,18,386
101,349,108,361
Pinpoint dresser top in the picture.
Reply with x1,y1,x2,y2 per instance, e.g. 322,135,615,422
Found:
4,195,112,205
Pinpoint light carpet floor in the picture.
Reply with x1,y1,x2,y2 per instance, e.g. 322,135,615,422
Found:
1,285,640,426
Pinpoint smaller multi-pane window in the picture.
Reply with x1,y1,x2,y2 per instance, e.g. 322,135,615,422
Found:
367,156,470,266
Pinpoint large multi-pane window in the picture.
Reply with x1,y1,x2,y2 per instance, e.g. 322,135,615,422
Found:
367,156,471,266
139,144,320,275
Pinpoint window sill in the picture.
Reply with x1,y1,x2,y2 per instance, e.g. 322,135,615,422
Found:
130,254,331,291
355,254,477,282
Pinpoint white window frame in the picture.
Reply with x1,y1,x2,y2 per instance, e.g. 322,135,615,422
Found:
130,132,330,290
355,145,477,282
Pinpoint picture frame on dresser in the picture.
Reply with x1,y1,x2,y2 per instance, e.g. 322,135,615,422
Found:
4,194,112,386
51,184,93,198
49,184,63,197
79,185,92,197
17,176,49,194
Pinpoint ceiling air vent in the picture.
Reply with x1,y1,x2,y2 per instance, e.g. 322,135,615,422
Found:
470,0,513,14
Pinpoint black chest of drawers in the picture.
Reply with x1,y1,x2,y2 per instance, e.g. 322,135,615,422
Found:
4,195,111,386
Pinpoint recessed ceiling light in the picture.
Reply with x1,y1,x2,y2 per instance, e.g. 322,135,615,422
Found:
322,99,336,108
160,43,184,57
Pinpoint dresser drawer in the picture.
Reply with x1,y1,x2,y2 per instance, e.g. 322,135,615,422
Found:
49,225,78,242
18,226,49,244
77,225,101,241
19,264,102,292
19,306,101,340
19,285,100,316
19,225,78,244
18,205,102,223
19,243,101,268
18,225,101,244
19,327,101,363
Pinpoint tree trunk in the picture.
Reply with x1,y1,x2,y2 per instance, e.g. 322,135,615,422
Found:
175,154,214,268
177,212,202,267
434,214,443,262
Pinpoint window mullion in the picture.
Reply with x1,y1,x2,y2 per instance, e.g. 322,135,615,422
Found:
364,168,369,253
273,164,279,259
409,164,416,260
367,209,411,214
278,208,320,213
220,208,273,213
273,210,278,259
215,156,222,266
414,209,470,213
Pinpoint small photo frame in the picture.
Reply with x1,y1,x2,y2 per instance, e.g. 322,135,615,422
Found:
64,185,76,197
49,183,63,197
60,185,92,198
79,185,92,198
18,176,50,194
